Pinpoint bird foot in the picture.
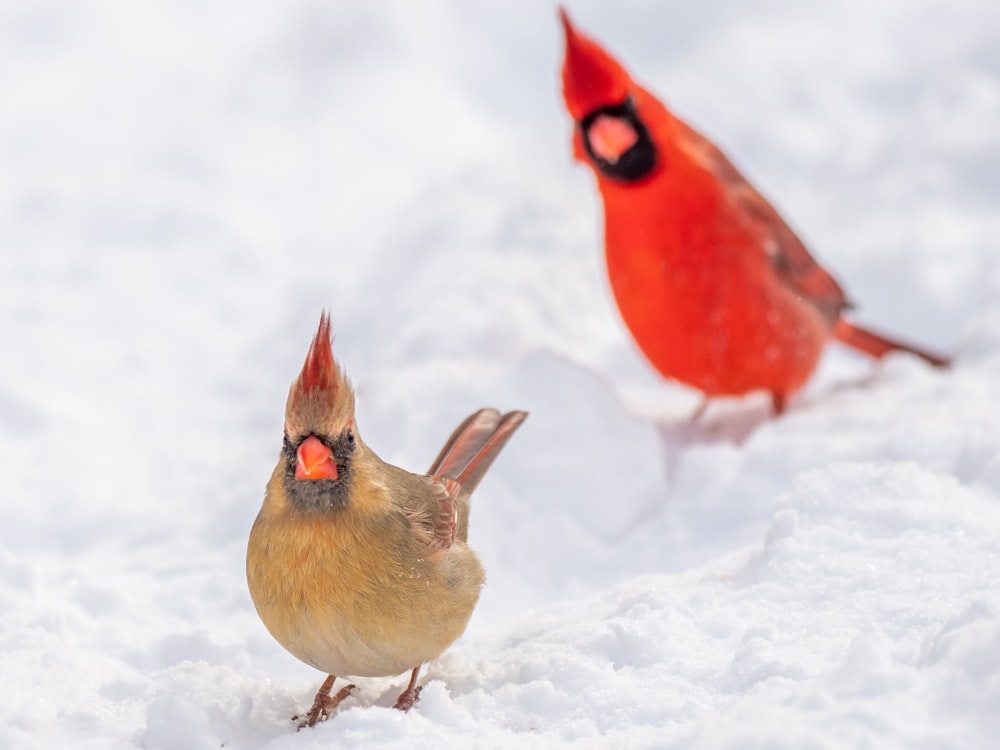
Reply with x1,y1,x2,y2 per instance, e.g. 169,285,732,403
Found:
292,678,355,729
392,684,422,712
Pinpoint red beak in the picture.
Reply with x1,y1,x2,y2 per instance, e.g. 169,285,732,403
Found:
295,435,339,480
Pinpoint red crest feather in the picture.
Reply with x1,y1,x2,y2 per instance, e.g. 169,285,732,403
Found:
559,7,632,121
285,312,353,437
299,312,336,396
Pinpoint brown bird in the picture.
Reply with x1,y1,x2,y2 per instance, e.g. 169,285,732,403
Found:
246,313,527,726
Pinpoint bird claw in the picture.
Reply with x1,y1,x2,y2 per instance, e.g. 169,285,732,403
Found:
292,681,355,729
392,666,423,712
392,684,422,712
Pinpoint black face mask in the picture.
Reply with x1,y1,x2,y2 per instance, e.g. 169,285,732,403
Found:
579,95,658,183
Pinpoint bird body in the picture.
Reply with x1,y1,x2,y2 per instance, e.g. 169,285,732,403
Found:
248,453,483,679
247,313,526,723
595,110,832,400
559,9,947,412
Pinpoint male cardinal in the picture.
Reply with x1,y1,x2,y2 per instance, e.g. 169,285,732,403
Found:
558,8,948,413
246,313,527,726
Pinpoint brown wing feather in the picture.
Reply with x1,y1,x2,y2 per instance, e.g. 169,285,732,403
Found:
418,477,459,553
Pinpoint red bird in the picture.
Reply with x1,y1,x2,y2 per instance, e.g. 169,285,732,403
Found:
558,8,948,414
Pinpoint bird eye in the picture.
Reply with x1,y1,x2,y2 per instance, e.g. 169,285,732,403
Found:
347,430,355,445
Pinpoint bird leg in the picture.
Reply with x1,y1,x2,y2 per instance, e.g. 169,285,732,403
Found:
689,397,711,423
292,674,355,729
392,667,422,712
770,392,786,415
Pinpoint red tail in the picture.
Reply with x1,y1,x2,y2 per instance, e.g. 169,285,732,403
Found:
833,320,950,368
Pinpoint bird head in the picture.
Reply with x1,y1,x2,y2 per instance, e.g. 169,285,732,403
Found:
559,7,658,183
281,312,357,511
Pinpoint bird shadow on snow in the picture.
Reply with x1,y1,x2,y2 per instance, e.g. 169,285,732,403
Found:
656,393,773,450
650,359,888,484
658,342,922,434
653,395,773,483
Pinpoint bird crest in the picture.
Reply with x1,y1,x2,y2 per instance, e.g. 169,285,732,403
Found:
559,7,632,121
285,312,354,439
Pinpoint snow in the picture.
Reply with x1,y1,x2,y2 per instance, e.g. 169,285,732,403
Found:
2,0,1000,747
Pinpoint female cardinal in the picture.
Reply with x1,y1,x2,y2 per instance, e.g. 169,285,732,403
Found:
246,313,527,726
558,8,948,413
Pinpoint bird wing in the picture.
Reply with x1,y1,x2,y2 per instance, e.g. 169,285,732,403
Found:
399,476,459,554
676,120,850,324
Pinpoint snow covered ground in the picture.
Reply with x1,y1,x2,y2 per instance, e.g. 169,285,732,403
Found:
2,0,1000,747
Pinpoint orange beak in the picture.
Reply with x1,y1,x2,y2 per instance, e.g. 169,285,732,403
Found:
295,435,339,480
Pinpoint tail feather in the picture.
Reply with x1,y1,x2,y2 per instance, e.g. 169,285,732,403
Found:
428,408,528,543
428,409,500,479
429,409,528,494
833,320,950,368
453,411,529,493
